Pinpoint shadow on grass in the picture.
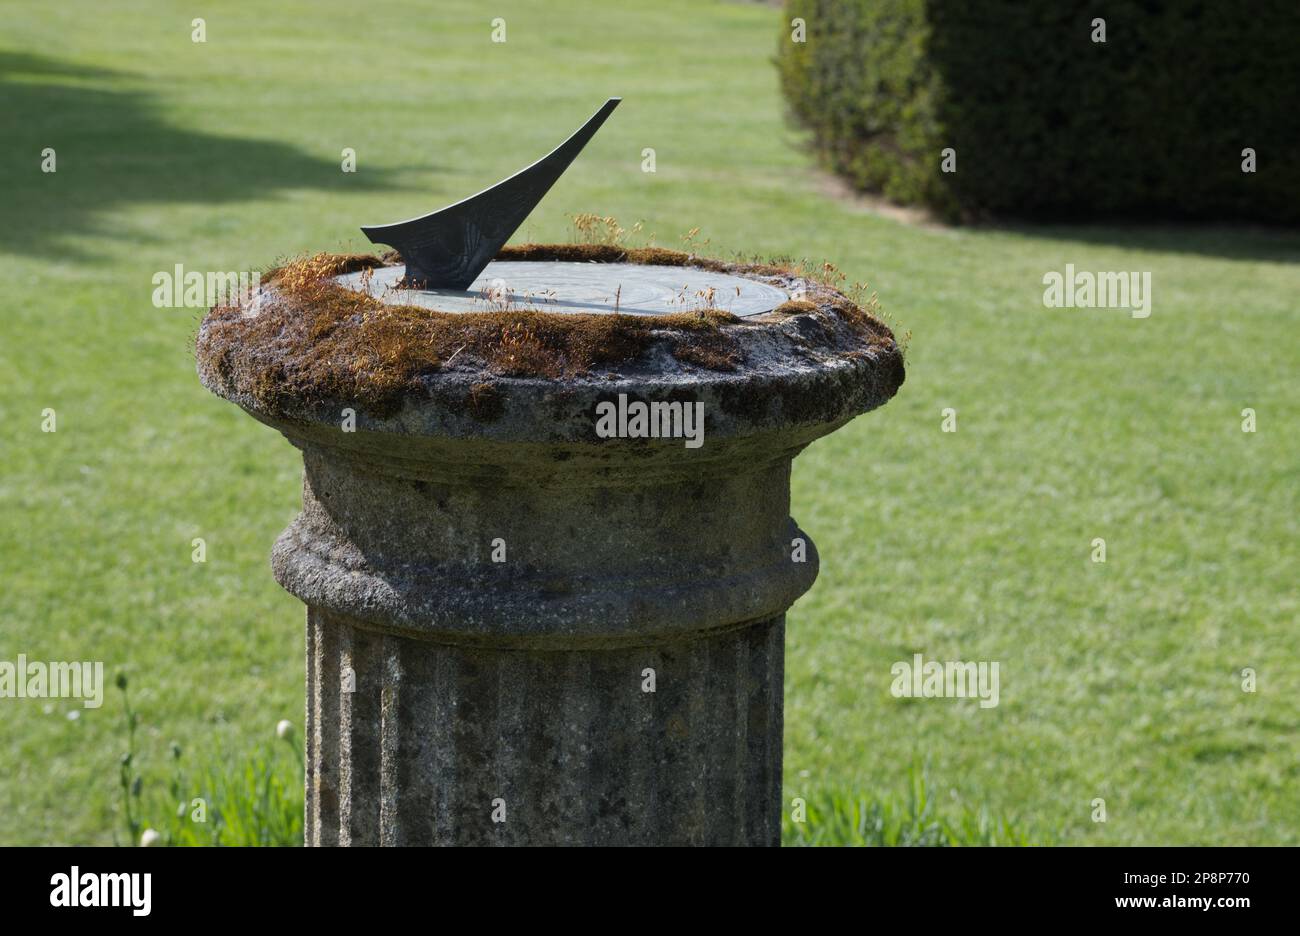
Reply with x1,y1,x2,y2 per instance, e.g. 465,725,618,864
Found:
0,50,398,260
820,173,1300,264
988,221,1300,265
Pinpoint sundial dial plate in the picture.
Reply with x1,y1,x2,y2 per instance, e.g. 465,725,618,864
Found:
335,261,789,317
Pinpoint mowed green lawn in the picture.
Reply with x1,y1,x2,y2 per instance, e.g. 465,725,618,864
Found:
1,0,1297,845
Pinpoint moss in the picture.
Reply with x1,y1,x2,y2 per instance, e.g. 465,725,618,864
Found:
771,299,819,316
199,251,743,418
262,252,384,284
197,245,896,419
669,332,742,370
822,293,896,350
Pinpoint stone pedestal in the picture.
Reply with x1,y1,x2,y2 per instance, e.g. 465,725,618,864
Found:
198,251,904,845
306,611,786,845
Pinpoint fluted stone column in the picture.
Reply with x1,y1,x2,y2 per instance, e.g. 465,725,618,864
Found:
198,255,904,846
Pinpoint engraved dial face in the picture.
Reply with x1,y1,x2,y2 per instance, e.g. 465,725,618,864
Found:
336,261,789,317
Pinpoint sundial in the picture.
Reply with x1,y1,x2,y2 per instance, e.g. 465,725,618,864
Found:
347,98,789,317
196,94,904,848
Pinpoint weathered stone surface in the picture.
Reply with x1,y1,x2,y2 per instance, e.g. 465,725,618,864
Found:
198,250,904,846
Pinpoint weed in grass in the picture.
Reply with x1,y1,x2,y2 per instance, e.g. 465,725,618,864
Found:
784,763,1035,846
113,679,303,847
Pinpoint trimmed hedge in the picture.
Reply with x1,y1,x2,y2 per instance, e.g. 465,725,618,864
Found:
777,1,1300,223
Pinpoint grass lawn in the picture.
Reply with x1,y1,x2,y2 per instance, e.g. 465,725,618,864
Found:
1,0,1296,845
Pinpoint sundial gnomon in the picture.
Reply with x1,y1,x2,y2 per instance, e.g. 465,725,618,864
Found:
348,99,788,317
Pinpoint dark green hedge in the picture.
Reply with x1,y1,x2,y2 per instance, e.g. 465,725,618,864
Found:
777,1,1300,223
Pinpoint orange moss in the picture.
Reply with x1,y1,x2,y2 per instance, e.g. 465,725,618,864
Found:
197,245,896,418
200,252,744,417
771,299,819,316
262,252,385,285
